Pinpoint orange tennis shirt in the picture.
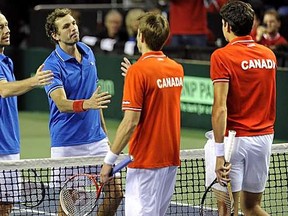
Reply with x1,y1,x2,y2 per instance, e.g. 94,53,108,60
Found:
210,36,276,136
122,51,184,168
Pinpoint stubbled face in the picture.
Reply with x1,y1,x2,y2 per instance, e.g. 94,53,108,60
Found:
263,14,280,34
0,14,10,47
53,14,79,46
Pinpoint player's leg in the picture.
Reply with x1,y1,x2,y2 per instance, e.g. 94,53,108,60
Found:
125,168,142,216
97,177,123,216
125,167,172,216
0,202,13,216
232,191,240,216
159,166,177,216
0,154,20,216
92,138,123,216
240,191,268,216
240,134,273,216
57,204,66,216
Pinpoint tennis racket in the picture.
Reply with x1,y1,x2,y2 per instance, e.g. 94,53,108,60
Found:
200,130,236,216
20,169,46,207
59,155,133,216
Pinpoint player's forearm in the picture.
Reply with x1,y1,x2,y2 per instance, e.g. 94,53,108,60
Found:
0,78,36,98
111,118,137,155
212,105,227,143
100,109,108,135
54,98,89,113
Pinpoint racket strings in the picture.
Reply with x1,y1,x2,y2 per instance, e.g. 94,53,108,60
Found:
213,188,234,213
60,175,99,215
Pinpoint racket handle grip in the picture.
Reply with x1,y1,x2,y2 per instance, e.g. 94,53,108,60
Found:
110,155,134,176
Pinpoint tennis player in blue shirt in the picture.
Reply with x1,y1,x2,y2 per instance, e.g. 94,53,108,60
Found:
43,8,122,216
0,12,53,215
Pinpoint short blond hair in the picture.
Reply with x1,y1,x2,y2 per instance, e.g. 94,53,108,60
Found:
125,8,145,37
138,12,170,51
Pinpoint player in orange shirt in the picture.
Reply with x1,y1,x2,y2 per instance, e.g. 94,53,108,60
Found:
206,1,276,215
100,12,184,216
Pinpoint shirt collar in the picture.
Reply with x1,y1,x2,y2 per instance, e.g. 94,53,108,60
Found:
0,53,8,62
229,36,254,46
139,51,166,61
55,42,89,62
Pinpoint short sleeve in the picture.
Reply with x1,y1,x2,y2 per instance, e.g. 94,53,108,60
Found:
122,65,144,112
43,61,64,97
210,50,230,83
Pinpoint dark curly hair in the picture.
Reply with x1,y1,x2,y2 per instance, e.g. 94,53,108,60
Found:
220,0,254,36
45,8,71,44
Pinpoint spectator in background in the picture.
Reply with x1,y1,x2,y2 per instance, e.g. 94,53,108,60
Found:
97,9,128,42
169,0,227,47
255,9,288,50
125,8,145,42
250,12,262,41
123,8,145,55
96,9,128,52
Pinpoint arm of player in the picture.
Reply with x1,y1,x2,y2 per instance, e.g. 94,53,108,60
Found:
0,64,53,98
99,108,111,145
212,82,231,184
50,86,111,113
100,110,140,183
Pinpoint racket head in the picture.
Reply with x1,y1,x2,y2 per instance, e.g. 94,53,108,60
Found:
200,178,217,216
20,169,46,208
59,156,133,215
59,173,103,216
200,178,234,216
212,182,234,215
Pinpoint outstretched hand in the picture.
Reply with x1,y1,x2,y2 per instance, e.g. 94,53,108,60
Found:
32,64,53,87
83,86,111,110
120,57,131,77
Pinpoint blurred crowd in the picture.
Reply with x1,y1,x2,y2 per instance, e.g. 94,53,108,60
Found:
2,0,288,55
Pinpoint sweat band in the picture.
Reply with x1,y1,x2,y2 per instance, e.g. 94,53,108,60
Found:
214,142,225,156
73,100,85,112
104,150,119,165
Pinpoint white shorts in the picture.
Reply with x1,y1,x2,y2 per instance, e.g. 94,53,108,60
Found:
204,131,273,193
125,166,177,216
51,137,109,158
50,138,110,187
0,154,20,202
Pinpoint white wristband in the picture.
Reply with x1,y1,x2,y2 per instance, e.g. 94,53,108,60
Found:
214,142,225,156
104,150,119,165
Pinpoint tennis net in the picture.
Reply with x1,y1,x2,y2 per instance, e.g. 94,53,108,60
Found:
0,143,287,215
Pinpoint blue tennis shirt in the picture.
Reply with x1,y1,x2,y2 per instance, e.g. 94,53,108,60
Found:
44,42,106,147
0,54,20,154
